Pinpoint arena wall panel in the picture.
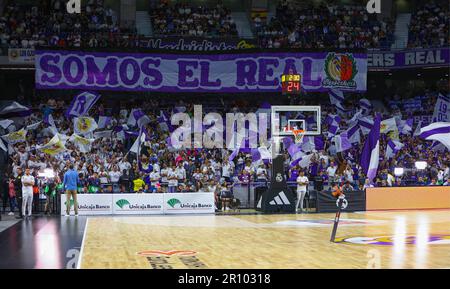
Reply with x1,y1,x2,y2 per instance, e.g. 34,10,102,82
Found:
366,187,450,210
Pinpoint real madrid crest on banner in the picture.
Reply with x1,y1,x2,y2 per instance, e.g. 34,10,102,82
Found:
322,52,358,90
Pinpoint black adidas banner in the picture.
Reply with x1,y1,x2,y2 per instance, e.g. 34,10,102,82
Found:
316,190,366,213
259,156,296,213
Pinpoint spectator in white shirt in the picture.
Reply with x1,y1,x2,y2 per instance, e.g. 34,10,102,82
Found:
327,162,337,182
21,168,35,218
149,167,161,193
167,166,178,193
256,163,268,182
296,171,309,213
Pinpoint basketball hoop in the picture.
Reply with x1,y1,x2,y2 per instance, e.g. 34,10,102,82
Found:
291,129,305,144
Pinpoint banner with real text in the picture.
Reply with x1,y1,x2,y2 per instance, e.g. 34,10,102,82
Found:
368,47,449,70
35,50,367,93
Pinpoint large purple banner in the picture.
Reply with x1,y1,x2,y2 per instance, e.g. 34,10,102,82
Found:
368,48,449,70
35,50,367,93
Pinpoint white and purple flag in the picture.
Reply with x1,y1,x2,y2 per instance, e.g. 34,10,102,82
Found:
287,142,302,157
0,102,31,117
360,113,381,183
327,120,340,138
346,124,361,144
432,93,450,122
399,118,413,135
386,139,404,159
228,148,239,162
420,122,450,150
358,116,374,135
291,153,314,168
359,98,372,115
325,114,341,126
128,109,150,128
334,132,352,153
302,136,324,152
157,110,171,132
329,90,347,114
413,120,422,137
98,116,112,129
66,91,100,117
0,119,14,130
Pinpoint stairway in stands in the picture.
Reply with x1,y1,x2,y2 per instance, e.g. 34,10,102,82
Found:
136,11,153,36
231,12,254,39
392,13,411,49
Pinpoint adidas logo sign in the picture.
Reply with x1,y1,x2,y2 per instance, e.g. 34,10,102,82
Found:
269,191,291,205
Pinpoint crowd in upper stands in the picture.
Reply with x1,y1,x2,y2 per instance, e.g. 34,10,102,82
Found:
1,0,449,51
407,1,449,48
0,0,136,50
254,1,395,49
150,1,238,37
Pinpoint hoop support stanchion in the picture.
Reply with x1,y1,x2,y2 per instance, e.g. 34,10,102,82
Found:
330,195,347,242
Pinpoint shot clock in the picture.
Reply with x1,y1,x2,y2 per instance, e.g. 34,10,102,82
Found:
281,74,301,95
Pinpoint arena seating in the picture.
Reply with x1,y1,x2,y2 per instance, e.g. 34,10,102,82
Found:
254,2,395,49
149,1,238,37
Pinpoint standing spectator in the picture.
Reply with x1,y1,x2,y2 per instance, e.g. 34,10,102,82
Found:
296,170,309,213
119,169,131,193
63,164,80,216
14,168,24,219
21,168,35,219
7,176,18,216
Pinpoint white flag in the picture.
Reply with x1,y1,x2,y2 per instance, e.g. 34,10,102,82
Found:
380,117,398,134
74,117,98,135
432,94,450,122
69,134,94,153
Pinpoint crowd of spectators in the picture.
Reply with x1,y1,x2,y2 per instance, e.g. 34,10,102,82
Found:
0,0,137,50
150,1,238,37
1,0,449,51
2,90,448,214
407,1,449,48
254,1,395,49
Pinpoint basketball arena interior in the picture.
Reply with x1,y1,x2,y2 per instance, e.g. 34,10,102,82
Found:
0,0,448,276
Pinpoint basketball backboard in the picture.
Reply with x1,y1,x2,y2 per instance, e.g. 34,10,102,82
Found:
271,106,321,137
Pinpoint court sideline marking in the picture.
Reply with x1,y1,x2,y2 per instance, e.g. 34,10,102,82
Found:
76,218,89,269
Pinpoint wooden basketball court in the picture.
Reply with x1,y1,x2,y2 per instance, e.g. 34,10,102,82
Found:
78,210,450,269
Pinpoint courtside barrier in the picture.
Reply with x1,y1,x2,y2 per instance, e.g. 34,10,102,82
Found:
60,192,215,215
366,186,450,210
316,190,366,213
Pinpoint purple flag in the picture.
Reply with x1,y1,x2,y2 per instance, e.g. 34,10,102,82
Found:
334,132,352,153
287,143,302,158
66,91,100,117
360,113,381,183
229,149,239,162
251,148,261,163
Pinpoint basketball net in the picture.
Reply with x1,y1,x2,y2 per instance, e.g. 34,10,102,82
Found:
291,129,305,144
287,127,305,144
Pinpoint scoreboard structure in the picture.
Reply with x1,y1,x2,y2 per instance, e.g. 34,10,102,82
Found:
281,74,301,95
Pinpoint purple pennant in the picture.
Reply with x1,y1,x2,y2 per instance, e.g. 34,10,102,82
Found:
314,136,324,150
360,113,381,182
125,130,139,138
420,126,450,139
229,149,238,162
113,125,123,133
251,148,261,163
282,137,293,149
287,143,301,158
